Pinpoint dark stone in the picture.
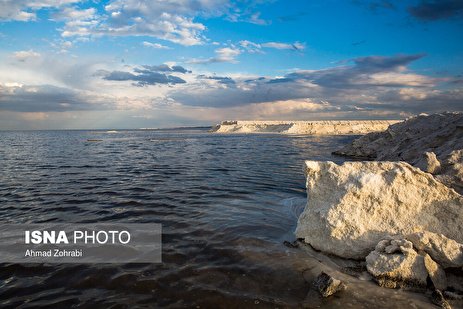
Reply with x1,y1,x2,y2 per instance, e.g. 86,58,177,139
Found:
313,272,346,297
444,290,463,300
283,240,299,248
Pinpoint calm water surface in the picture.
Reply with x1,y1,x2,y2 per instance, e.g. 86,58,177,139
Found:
0,130,434,308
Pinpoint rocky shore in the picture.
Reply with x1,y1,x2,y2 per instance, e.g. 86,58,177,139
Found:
210,120,400,135
333,112,463,194
296,112,463,308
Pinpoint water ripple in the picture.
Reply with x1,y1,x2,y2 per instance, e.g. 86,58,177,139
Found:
2,130,408,308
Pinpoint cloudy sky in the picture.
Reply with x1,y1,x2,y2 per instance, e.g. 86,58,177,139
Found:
0,0,462,129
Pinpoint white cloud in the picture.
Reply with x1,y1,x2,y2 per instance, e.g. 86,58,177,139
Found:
366,72,437,87
226,6,270,25
262,41,305,50
232,99,338,118
398,88,436,100
54,6,101,38
52,7,97,20
188,46,241,64
142,41,171,49
248,12,269,25
13,50,41,61
55,0,233,45
239,40,306,53
0,0,275,47
215,47,241,61
239,40,262,53
0,0,78,21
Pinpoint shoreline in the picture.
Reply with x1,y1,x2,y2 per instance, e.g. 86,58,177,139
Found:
295,112,463,307
211,120,402,135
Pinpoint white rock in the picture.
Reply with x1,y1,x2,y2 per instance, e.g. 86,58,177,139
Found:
333,112,463,194
423,253,447,291
210,120,400,135
295,160,463,259
415,152,441,174
407,231,463,269
365,237,428,288
438,149,463,194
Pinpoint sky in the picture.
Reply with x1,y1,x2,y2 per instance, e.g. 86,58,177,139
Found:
0,0,462,129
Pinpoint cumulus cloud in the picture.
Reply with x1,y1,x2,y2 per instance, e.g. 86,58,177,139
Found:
55,0,234,45
100,64,189,86
1,0,273,46
52,6,97,21
408,0,463,21
188,46,241,64
55,6,102,38
142,41,171,49
0,0,78,21
13,50,41,61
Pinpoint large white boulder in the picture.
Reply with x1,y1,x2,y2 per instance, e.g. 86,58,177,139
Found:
295,160,463,259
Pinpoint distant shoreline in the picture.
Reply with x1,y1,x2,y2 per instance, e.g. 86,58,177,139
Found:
211,120,402,135
0,126,213,132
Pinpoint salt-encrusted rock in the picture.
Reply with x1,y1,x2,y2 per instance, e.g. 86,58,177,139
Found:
366,237,449,290
424,254,447,291
407,231,463,269
210,120,400,135
438,149,463,194
333,112,463,194
313,272,346,297
415,152,441,174
365,237,428,288
295,160,463,259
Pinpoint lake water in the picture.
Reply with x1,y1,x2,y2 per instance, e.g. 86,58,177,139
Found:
0,129,434,308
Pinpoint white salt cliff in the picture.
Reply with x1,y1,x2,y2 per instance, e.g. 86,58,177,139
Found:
211,120,400,135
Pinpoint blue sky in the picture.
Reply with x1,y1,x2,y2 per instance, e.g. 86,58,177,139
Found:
0,0,462,129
